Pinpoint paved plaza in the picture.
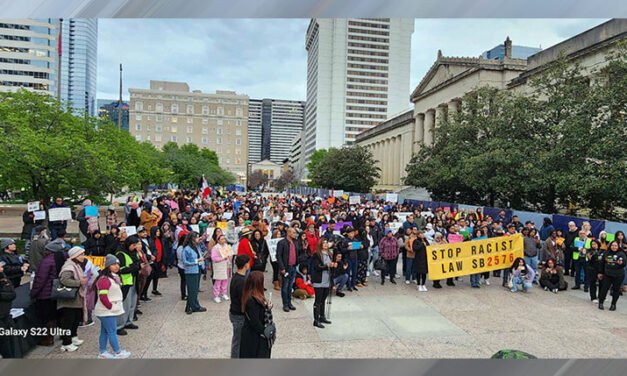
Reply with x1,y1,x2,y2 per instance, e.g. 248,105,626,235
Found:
24,267,627,359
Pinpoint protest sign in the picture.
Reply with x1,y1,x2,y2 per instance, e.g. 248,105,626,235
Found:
285,212,293,222
86,256,106,270
385,193,398,203
575,240,585,249
190,225,200,233
334,190,344,198
396,212,412,223
427,233,524,280
48,207,72,222
389,222,403,233
349,196,360,205
448,233,464,243
223,212,233,220
85,206,99,217
350,241,362,250
268,238,283,262
33,211,46,221
206,227,215,240
606,233,615,242
119,226,137,236
217,221,229,231
320,221,353,236
27,201,40,212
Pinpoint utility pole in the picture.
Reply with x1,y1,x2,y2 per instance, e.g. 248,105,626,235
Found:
117,63,123,130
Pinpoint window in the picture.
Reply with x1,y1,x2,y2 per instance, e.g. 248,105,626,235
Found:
187,126,193,134
236,107,243,117
216,138,222,145
156,125,162,132
216,128,223,135
171,117,178,123
235,129,242,136
186,136,192,144
187,117,193,124
155,134,162,142
156,103,163,112
202,105,208,115
136,114,142,121
202,118,208,124
171,104,178,113
217,106,224,116
135,124,141,131
135,134,142,141
156,114,162,122
236,120,242,126
235,138,241,145
146,115,151,121
202,137,208,144
186,104,193,114
217,119,223,126
170,135,177,142
202,127,208,134
171,125,177,133
135,101,143,111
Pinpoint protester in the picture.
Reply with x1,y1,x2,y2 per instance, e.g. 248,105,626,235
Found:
211,235,233,303
116,236,141,335
229,254,250,359
311,239,334,328
240,271,273,358
0,238,29,287
182,232,207,314
539,258,567,293
57,247,88,352
412,230,429,292
94,255,131,359
0,260,17,358
509,257,535,293
276,227,298,312
379,229,399,285
48,197,69,240
250,229,269,272
598,241,626,311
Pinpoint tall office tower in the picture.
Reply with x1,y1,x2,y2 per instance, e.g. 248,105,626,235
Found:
59,19,98,116
0,19,60,95
248,98,305,164
303,18,414,165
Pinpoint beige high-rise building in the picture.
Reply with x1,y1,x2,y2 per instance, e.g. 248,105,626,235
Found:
129,80,249,184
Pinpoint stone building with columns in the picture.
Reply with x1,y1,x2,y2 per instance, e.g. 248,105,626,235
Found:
357,38,528,191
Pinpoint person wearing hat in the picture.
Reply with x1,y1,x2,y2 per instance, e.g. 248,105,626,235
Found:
378,229,400,285
57,247,88,352
237,227,256,270
94,254,131,359
30,238,67,346
0,239,29,288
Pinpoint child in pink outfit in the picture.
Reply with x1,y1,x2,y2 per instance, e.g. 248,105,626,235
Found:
210,235,233,303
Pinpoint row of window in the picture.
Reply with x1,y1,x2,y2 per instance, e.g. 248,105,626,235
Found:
133,113,244,126
347,77,388,85
134,123,243,137
347,70,388,78
347,55,389,65
347,21,390,29
133,94,245,105
347,42,389,51
347,27,390,37
346,105,387,113
346,84,388,92
134,101,244,116
346,98,388,106
348,34,389,44
135,132,243,148
347,63,389,71
348,49,389,57
0,80,49,90
346,91,388,99
0,69,49,79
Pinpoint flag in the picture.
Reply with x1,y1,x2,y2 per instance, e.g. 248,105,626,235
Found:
199,176,211,199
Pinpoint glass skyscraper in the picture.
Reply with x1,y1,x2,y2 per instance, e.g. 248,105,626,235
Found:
59,19,98,117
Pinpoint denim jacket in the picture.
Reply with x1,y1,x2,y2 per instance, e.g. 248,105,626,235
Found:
183,245,204,274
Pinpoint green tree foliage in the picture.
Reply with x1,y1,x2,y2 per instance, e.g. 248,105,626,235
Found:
161,142,235,188
310,145,380,193
405,47,627,219
306,148,330,187
0,90,232,204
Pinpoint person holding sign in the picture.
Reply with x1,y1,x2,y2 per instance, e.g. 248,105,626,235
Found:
509,257,535,293
48,197,69,240
598,241,627,311
571,230,589,291
412,230,430,292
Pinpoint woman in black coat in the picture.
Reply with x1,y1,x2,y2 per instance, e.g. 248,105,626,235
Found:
82,231,107,256
240,271,273,358
250,230,269,272
412,231,430,291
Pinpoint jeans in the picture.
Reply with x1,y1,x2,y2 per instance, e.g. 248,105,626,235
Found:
573,259,585,288
470,274,481,287
281,265,296,308
502,268,510,285
382,259,397,282
405,258,415,281
229,313,245,358
117,285,137,329
334,274,348,292
348,259,358,288
369,246,379,272
186,273,201,311
524,255,539,282
213,279,228,298
98,316,120,353
511,275,532,292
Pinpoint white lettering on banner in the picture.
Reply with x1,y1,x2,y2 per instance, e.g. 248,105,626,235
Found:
48,207,72,221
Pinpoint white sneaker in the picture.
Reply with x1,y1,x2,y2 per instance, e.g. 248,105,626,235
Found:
98,352,114,359
423,285,428,292
213,297,222,303
71,337,84,346
485,279,490,286
221,294,230,301
405,280,410,285
385,275,390,280
60,344,79,352
366,271,371,277
374,271,380,277
113,350,131,359
592,299,599,304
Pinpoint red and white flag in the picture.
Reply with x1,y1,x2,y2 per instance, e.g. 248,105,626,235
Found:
199,176,211,199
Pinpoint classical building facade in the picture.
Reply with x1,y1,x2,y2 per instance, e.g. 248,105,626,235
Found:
129,80,249,184
356,18,627,192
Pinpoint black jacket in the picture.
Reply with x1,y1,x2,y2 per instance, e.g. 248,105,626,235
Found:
357,234,370,261
565,229,579,252
601,250,627,278
83,235,107,256
311,251,332,284
240,298,271,358
0,251,25,288
0,273,16,319
276,238,298,271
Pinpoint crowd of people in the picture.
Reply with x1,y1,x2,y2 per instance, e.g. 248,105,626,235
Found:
1,189,626,359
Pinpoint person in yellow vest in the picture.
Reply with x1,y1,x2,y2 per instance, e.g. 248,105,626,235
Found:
115,236,141,336
94,255,130,359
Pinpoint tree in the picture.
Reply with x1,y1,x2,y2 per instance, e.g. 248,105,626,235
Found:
247,170,268,190
274,168,297,191
306,148,331,187
310,145,380,193
162,142,235,188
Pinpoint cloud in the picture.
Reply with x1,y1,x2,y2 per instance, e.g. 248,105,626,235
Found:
97,18,608,102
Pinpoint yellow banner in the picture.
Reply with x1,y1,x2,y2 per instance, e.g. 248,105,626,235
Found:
86,256,106,270
217,221,229,230
427,233,524,280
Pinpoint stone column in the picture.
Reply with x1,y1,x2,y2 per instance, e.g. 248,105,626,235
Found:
448,99,460,116
435,105,446,128
414,113,424,153
424,109,435,146
386,138,393,186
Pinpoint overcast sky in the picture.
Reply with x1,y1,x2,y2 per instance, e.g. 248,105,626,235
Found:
97,18,607,101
